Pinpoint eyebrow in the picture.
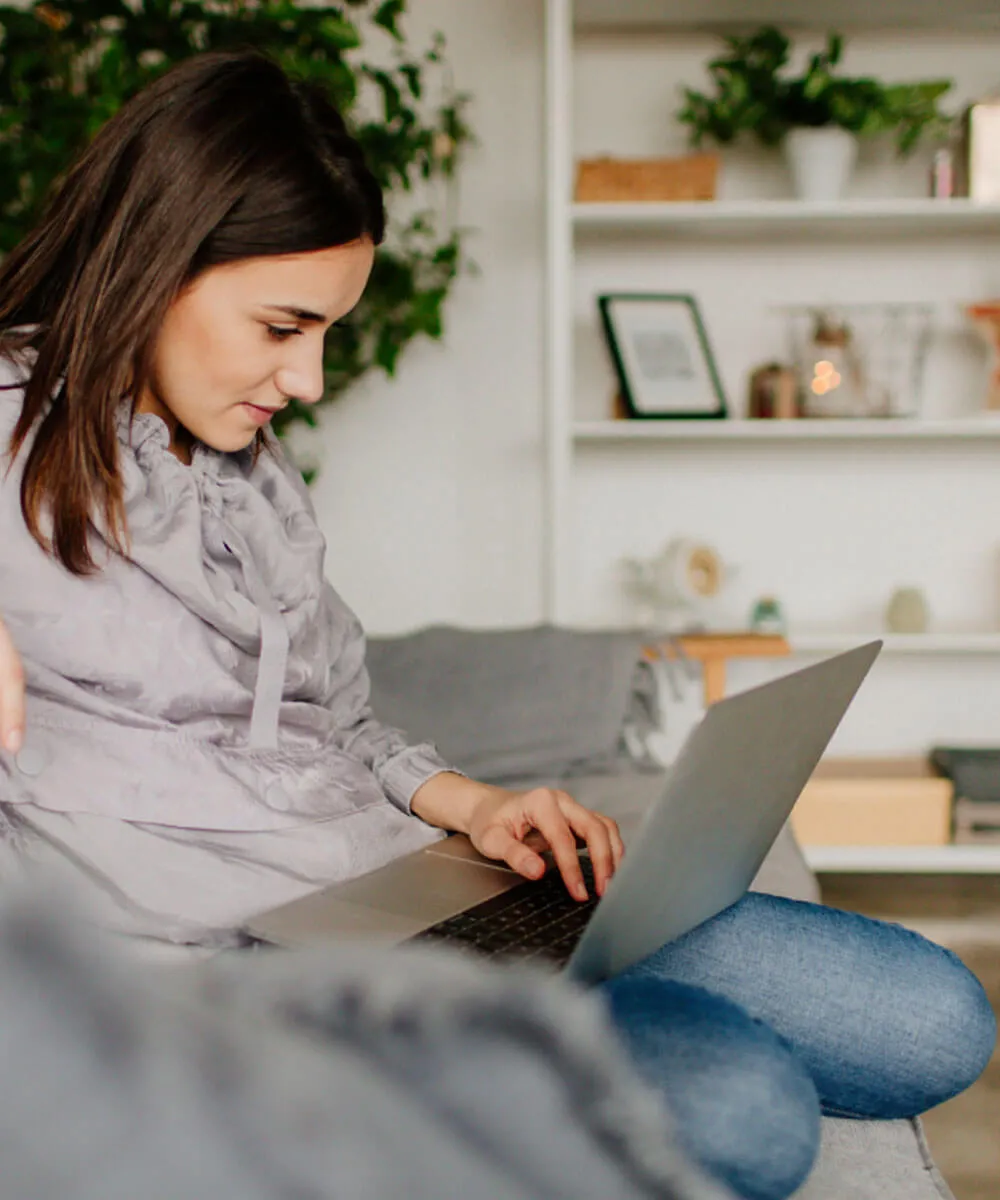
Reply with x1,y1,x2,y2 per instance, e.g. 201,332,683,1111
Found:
265,304,329,324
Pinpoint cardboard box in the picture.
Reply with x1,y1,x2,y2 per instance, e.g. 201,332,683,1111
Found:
790,757,952,847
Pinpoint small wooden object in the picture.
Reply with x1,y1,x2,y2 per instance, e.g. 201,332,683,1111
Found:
791,758,953,848
748,363,799,420
575,153,719,203
649,633,790,707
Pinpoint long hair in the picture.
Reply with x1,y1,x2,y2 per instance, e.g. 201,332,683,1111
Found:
0,50,385,575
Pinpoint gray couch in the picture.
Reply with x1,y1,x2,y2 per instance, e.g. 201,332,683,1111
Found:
365,624,956,1200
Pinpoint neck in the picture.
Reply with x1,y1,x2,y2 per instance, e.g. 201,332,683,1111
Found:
134,390,192,465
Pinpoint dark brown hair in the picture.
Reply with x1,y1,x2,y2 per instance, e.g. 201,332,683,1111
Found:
1,50,385,575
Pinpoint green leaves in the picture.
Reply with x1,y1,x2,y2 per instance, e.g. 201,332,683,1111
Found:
0,0,473,466
373,0,404,41
316,15,361,51
677,24,953,156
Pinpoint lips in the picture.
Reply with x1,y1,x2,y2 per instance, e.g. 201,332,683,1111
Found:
242,402,283,425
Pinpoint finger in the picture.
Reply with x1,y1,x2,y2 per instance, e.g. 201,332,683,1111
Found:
0,624,25,755
528,794,588,901
559,800,616,897
598,814,626,871
478,824,547,882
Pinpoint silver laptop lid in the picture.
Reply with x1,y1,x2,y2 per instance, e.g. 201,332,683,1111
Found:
565,641,881,984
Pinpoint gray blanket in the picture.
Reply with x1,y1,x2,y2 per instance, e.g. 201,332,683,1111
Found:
0,887,729,1200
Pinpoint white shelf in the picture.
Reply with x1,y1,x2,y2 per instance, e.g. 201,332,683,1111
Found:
790,632,1000,655
573,198,1000,239
575,0,1000,31
804,844,1000,873
573,418,1000,443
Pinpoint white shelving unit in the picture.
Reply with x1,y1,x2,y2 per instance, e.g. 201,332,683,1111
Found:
573,0,1000,30
791,632,1000,655
804,844,1000,872
544,0,1000,873
574,197,1000,238
574,418,1000,443
544,0,1000,620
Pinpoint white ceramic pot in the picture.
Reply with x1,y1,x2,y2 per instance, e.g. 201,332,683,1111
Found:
783,126,859,202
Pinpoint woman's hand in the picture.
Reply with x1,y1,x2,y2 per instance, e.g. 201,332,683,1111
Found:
411,772,624,901
0,617,25,754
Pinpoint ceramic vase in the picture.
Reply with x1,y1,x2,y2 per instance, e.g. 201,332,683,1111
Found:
885,587,929,635
784,127,858,202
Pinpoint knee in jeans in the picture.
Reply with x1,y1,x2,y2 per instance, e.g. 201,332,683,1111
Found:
918,950,996,1111
605,978,820,1200
685,1037,821,1200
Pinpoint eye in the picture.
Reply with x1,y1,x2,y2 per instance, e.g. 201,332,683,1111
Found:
265,324,300,342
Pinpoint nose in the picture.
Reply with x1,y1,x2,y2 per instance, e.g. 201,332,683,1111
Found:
274,338,325,406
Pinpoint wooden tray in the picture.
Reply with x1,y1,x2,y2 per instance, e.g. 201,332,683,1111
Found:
575,153,719,203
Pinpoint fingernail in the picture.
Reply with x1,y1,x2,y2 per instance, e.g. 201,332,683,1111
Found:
5,728,22,754
575,883,588,901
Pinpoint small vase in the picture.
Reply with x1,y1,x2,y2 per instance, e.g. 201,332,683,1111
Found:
885,587,929,635
783,127,858,202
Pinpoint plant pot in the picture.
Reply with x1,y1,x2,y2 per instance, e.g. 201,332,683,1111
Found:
783,126,859,202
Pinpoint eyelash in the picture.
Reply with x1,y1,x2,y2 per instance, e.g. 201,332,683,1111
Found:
266,320,352,343
265,324,301,342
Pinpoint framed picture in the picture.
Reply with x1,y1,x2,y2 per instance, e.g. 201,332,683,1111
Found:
598,293,727,419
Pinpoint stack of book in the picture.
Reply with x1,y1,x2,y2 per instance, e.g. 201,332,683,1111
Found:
931,747,1000,845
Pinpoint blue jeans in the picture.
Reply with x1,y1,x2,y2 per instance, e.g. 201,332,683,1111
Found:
600,893,996,1200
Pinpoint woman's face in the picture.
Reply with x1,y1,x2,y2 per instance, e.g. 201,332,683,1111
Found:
137,239,375,461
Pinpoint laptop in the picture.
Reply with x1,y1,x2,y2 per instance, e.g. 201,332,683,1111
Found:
245,641,881,983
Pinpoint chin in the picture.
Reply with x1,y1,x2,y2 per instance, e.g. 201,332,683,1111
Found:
196,423,258,455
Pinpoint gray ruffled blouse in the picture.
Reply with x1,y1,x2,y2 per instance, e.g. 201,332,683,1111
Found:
0,355,449,945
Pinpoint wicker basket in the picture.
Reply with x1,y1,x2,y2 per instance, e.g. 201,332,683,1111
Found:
575,153,719,203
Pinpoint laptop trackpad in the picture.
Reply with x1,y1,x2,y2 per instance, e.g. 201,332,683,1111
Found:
247,843,523,949
321,850,520,923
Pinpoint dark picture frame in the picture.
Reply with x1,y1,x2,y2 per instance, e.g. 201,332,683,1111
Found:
598,293,728,419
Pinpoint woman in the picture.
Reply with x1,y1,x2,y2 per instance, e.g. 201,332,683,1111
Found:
0,51,993,1200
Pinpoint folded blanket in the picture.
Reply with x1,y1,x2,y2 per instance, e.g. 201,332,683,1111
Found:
0,886,729,1200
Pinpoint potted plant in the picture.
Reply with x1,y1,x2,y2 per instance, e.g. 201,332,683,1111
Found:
677,26,953,201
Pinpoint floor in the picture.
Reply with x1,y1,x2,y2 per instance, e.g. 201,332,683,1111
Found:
820,874,1000,1200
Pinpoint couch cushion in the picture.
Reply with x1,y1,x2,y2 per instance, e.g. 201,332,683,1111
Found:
366,624,659,785
797,1118,954,1200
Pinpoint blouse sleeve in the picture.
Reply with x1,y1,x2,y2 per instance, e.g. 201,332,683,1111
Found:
321,582,459,815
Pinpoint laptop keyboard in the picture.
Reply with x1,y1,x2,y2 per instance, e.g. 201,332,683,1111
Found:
408,859,599,966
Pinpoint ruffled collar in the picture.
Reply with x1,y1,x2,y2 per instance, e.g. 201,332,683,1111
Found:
114,404,245,485
110,401,329,750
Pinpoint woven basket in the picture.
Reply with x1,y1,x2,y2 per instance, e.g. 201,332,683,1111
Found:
575,153,719,203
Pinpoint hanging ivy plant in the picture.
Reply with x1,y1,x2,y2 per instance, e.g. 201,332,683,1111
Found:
0,0,473,453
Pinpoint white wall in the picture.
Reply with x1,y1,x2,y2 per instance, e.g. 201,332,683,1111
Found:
306,0,547,634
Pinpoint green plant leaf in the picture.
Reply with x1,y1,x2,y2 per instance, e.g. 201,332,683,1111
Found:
316,15,361,50
373,0,404,41
674,22,954,154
